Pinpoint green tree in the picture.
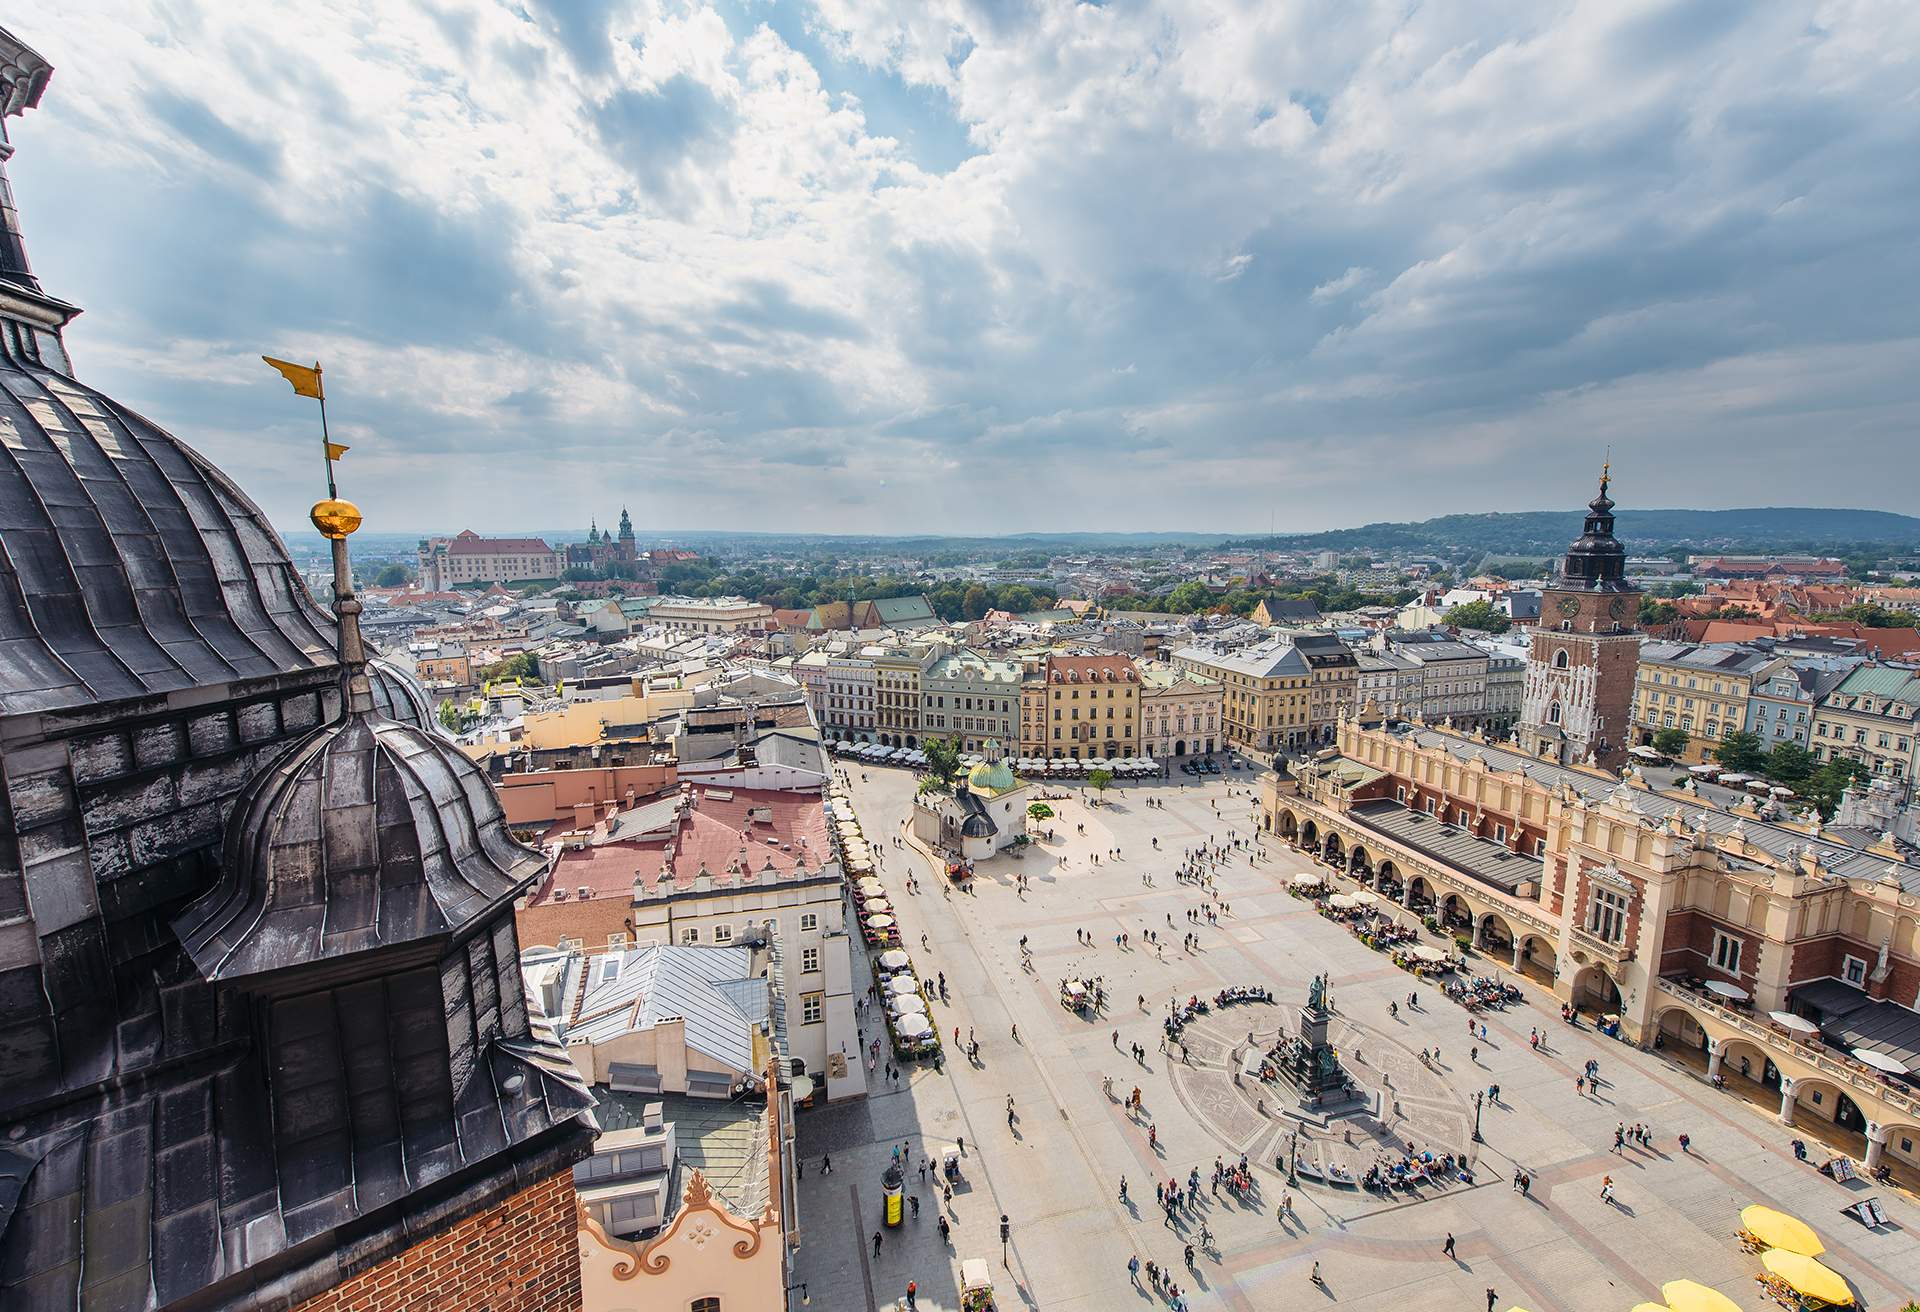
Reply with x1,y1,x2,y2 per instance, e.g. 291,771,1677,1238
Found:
1026,802,1054,822
436,699,463,734
478,651,540,684
1804,756,1870,817
1812,603,1919,629
1713,730,1766,773
1651,727,1689,758
1764,741,1814,785
1444,599,1511,633
921,736,963,792
1166,581,1216,614
1638,599,1679,627
961,584,991,621
1087,767,1114,795
374,562,411,587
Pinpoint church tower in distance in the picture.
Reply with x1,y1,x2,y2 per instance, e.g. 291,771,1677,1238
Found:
1516,466,1643,770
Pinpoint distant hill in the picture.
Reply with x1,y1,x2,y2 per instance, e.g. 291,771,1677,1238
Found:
1229,508,1920,556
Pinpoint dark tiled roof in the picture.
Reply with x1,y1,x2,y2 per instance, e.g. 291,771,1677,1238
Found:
0,363,338,717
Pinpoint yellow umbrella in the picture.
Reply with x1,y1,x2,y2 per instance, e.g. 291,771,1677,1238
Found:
1760,1250,1853,1306
1740,1204,1825,1256
1662,1281,1744,1312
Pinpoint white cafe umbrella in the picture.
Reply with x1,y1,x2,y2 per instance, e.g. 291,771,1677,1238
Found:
1704,979,1750,1002
856,877,884,896
1289,873,1324,888
1328,893,1358,910
1768,1010,1820,1035
865,913,896,930
894,1014,934,1040
877,949,911,971
1413,945,1447,964
1853,1048,1910,1076
886,975,919,996
1351,891,1380,908
864,897,891,915
889,994,929,1016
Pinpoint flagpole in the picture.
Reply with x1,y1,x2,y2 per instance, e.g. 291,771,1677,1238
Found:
315,361,337,500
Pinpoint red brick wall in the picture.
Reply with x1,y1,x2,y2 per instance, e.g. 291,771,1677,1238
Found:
1591,639,1640,769
294,1171,582,1312
1789,936,1876,987
1658,908,1759,988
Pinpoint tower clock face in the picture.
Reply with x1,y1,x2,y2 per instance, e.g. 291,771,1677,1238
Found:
1556,596,1582,618
1608,596,1632,619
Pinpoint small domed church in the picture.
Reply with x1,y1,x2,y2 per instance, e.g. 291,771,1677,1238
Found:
912,740,1034,859
0,30,595,1312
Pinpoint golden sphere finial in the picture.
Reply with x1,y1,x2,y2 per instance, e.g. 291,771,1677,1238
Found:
310,498,363,540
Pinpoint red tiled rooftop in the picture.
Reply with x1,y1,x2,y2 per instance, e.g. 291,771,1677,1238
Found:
447,536,556,555
528,783,829,906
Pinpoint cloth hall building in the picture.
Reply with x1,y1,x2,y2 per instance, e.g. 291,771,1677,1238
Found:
1263,714,1920,1182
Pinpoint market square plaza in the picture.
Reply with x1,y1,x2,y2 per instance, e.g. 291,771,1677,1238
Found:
792,766,1920,1312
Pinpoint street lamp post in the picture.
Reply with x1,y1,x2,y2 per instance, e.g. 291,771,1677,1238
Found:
785,1282,810,1309
1472,1091,1484,1143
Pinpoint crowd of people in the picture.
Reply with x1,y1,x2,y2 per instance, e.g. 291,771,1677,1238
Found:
824,761,1742,1309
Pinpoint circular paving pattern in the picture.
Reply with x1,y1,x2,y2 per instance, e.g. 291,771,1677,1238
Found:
1169,1002,1477,1193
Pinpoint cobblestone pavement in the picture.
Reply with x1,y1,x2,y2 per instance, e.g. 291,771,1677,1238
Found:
791,766,1920,1312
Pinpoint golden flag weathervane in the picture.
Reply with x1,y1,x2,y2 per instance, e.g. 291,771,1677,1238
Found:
262,356,359,539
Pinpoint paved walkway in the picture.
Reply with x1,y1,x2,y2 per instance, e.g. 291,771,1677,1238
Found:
792,767,1920,1311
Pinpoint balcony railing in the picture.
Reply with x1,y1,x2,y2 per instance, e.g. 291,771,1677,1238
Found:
1570,925,1633,965
1653,977,1920,1118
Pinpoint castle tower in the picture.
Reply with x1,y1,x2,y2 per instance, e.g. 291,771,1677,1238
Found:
1516,466,1643,770
617,505,636,560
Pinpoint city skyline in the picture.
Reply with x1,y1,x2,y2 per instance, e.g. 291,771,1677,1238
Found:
14,1,1920,534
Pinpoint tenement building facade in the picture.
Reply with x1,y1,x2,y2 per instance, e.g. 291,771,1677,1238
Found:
1263,716,1920,1178
0,34,596,1309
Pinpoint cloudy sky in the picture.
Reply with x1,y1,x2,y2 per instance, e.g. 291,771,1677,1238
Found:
12,1,1919,536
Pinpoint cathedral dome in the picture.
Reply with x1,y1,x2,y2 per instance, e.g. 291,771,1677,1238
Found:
175,705,542,982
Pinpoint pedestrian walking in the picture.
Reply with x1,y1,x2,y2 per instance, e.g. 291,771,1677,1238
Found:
822,1155,833,1174
1487,1288,1498,1312
872,1231,883,1257
1444,1234,1456,1258
906,1279,918,1308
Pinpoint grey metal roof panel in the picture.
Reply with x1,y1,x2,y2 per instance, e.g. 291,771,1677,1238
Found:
0,361,337,716
1346,799,1541,893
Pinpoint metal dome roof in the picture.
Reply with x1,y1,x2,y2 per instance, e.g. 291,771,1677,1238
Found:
174,708,543,982
369,653,440,733
0,359,338,716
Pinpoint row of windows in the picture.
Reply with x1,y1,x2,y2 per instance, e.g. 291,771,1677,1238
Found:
1812,746,1908,777
1815,721,1912,750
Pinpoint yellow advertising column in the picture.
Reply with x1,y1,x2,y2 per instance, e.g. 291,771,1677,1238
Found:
883,1160,904,1227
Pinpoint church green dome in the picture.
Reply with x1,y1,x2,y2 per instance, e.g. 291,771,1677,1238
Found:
968,759,1018,795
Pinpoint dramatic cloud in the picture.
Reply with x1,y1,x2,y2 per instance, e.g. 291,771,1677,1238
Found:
11,0,1919,535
